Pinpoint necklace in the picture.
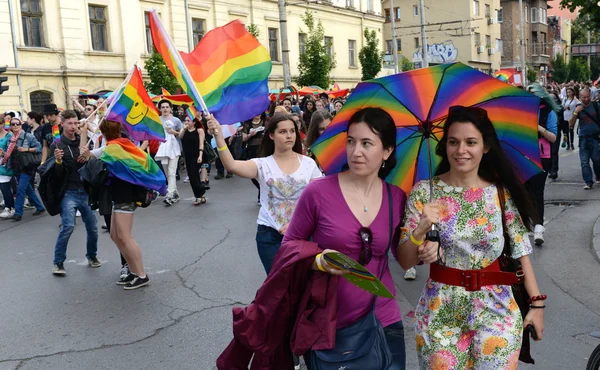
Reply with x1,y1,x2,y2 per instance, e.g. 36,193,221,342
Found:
351,181,373,212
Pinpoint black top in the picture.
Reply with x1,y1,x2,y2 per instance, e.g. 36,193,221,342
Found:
181,128,200,157
111,177,139,205
50,135,84,190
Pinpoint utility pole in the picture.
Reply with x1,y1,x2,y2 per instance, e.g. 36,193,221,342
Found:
419,0,428,68
588,30,591,70
390,0,399,73
518,0,527,85
278,0,292,86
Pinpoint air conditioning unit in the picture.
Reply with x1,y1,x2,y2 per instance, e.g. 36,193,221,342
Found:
477,46,485,54
487,17,496,25
488,48,495,55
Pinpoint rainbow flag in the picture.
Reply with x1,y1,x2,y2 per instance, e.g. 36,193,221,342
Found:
100,138,166,195
79,89,88,95
186,105,198,121
148,11,272,125
105,66,166,142
52,124,61,143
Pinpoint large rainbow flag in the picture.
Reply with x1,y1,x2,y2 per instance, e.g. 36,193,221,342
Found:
105,66,166,142
148,11,272,125
100,138,167,195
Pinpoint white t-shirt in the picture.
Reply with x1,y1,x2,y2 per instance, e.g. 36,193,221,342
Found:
251,154,322,231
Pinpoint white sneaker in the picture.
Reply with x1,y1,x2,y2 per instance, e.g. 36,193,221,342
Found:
404,267,417,280
584,184,592,190
76,210,81,217
534,224,545,246
183,176,190,183
0,207,14,218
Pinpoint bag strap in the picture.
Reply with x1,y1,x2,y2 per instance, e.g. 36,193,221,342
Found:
496,182,511,257
371,183,393,310
579,102,600,130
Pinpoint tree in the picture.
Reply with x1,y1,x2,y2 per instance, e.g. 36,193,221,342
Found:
358,29,382,81
247,24,260,39
144,51,179,95
560,0,600,29
526,63,538,84
400,56,414,72
551,54,569,83
570,15,600,81
568,57,591,82
295,11,335,88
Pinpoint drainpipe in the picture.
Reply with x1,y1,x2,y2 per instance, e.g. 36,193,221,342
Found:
185,0,192,52
7,0,25,113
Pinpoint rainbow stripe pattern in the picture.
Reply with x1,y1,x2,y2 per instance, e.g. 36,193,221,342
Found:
493,70,513,83
52,125,60,144
148,11,272,125
100,138,167,195
312,63,542,194
106,66,165,142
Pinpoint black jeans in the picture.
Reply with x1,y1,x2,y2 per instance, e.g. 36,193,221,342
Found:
550,126,563,174
185,155,206,198
525,157,552,225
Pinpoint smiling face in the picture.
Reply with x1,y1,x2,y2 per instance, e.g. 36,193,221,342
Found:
445,121,488,176
269,119,297,150
127,100,149,125
346,122,392,177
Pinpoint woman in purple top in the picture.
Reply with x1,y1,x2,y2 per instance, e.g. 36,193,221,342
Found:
284,108,415,369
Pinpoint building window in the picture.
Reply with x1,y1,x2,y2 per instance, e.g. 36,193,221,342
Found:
21,0,44,47
385,9,391,22
531,7,538,23
497,8,503,23
413,5,418,16
525,6,529,22
414,37,420,48
541,32,547,54
29,90,53,113
473,0,480,16
395,7,401,20
346,0,354,7
366,0,373,12
386,40,392,53
485,35,491,48
485,4,490,17
348,40,356,67
324,36,333,58
496,38,503,56
397,38,402,51
144,12,152,53
532,32,538,54
540,8,545,24
192,18,205,46
89,5,108,51
268,28,279,61
474,32,480,47
299,33,306,55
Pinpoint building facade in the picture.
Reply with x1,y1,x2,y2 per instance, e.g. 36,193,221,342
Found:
500,0,550,85
0,0,384,114
381,0,502,74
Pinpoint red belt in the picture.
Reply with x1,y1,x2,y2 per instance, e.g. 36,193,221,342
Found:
430,259,520,291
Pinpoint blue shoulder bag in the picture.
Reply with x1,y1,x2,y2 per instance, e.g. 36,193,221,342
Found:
310,183,394,370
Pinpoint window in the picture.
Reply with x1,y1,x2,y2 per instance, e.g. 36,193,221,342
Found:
485,4,490,17
29,90,53,113
144,12,152,53
485,35,491,48
413,5,418,16
496,38,503,56
89,5,108,51
525,6,529,22
473,0,480,16
386,40,392,53
531,7,538,23
21,0,44,47
385,9,391,22
395,7,401,20
346,0,354,7
532,32,538,54
540,8,545,24
541,32,547,54
324,36,333,58
474,32,480,47
299,33,306,55
366,0,373,12
268,28,279,61
192,18,205,46
497,8,503,23
348,40,356,67
414,37,420,48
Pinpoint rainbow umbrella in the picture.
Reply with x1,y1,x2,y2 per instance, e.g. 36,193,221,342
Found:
312,62,542,195
493,70,513,83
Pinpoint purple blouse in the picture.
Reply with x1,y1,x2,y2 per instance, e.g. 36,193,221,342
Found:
283,174,406,328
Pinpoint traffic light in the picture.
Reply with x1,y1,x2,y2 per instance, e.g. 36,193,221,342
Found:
0,67,8,95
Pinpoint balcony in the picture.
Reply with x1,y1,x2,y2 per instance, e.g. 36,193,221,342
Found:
529,54,550,65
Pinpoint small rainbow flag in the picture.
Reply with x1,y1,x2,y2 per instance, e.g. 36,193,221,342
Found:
79,89,89,95
148,11,272,125
493,70,513,83
105,66,166,142
52,124,60,143
186,105,198,121
100,138,166,195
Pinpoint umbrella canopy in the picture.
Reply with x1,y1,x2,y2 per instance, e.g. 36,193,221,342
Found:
298,86,325,96
311,62,542,194
493,70,514,83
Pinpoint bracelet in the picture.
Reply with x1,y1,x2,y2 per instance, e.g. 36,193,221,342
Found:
410,232,425,246
528,294,547,304
217,144,227,152
56,159,62,165
199,148,204,152
529,305,546,309
315,253,327,272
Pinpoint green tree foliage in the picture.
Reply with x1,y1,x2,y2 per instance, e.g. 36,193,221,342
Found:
570,16,600,80
144,51,179,95
358,29,382,81
551,54,569,83
568,57,591,82
526,64,538,84
400,56,414,72
295,11,335,88
247,24,260,39
560,0,600,29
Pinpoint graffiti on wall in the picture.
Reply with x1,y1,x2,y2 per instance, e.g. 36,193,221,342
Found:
412,40,459,64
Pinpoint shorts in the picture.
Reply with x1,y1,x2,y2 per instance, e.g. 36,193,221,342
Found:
113,202,137,214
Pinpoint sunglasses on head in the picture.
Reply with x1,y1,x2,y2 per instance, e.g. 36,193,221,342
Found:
359,226,373,265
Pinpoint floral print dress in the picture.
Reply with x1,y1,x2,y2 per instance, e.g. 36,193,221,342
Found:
400,177,533,370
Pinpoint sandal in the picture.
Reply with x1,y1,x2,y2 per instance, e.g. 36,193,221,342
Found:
193,197,207,205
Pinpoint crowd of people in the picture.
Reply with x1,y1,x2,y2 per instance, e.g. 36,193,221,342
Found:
1,75,599,369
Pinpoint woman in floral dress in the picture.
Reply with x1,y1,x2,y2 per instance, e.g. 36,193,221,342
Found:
398,106,545,369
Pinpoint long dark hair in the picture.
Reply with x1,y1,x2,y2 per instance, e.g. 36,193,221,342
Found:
259,113,303,157
434,106,536,230
347,108,397,179
305,110,332,148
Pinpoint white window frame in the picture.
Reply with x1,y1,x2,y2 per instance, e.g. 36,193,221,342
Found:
473,0,480,16
348,40,356,67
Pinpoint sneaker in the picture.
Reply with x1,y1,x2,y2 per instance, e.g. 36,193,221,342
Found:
52,263,66,276
88,257,102,268
596,179,600,185
584,184,592,190
163,197,173,206
226,173,233,178
215,173,224,180
561,140,567,148
10,214,22,222
23,200,34,209
76,210,81,217
404,267,417,280
117,272,136,285
123,275,150,290
0,207,14,219
120,264,130,279
183,176,190,183
171,193,180,203
33,209,45,216
534,224,545,245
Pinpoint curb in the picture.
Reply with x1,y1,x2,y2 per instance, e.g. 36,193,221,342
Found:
594,215,600,263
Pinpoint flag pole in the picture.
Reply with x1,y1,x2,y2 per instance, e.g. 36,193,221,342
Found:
149,9,210,115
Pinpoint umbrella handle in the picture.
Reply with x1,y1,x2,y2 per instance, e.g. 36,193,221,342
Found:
426,228,440,243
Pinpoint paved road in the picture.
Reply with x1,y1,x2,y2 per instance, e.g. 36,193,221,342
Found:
0,141,599,370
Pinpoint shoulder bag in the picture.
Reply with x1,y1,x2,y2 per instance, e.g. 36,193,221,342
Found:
202,139,218,163
14,134,42,172
310,183,394,370
496,183,534,364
